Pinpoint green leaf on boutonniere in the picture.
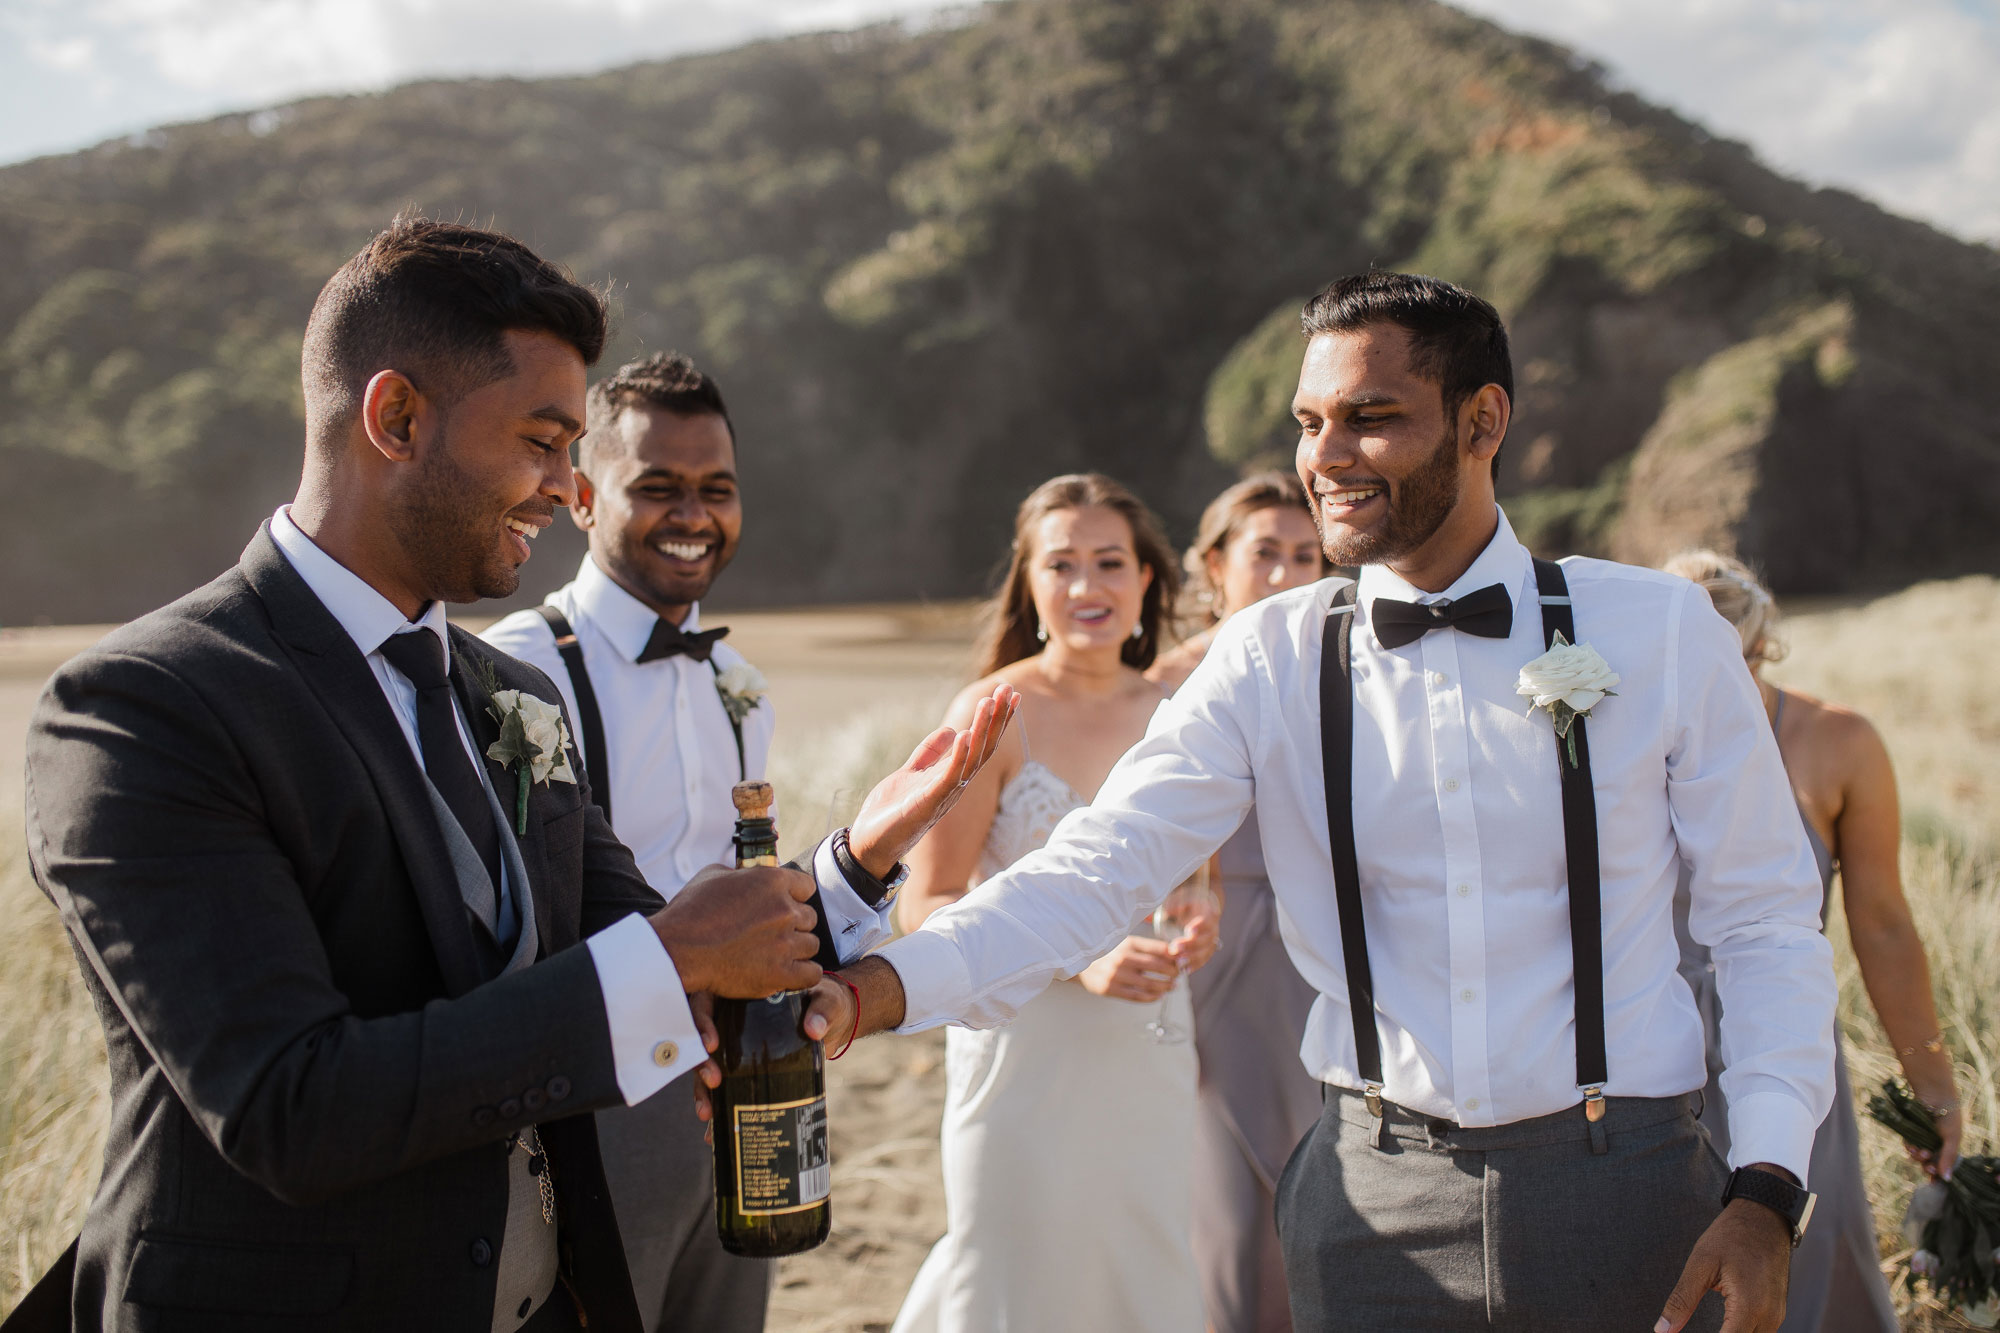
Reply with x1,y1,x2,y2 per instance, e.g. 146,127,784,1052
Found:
488,708,542,833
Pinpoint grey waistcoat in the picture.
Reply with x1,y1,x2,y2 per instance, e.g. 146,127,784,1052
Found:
426,772,559,1333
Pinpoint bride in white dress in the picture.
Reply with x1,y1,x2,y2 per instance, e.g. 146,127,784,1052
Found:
891,474,1218,1333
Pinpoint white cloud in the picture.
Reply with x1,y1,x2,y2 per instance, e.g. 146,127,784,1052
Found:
81,0,949,100
28,36,96,72
1451,0,2000,242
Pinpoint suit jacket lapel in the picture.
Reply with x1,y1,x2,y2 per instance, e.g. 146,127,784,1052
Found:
239,526,486,997
452,629,559,955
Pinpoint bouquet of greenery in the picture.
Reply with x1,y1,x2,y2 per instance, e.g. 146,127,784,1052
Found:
1869,1079,2000,1326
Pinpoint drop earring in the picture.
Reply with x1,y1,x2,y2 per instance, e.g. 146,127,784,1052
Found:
1036,623,1049,643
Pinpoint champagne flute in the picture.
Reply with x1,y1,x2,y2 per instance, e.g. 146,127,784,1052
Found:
1142,861,1220,1044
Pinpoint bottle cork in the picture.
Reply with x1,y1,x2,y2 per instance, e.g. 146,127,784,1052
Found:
732,781,774,820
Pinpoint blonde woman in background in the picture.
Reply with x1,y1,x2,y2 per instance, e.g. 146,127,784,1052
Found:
1663,550,1960,1333
1150,472,1327,1333
891,474,1217,1333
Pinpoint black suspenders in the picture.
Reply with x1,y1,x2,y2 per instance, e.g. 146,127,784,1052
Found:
1320,558,1609,1135
535,605,612,829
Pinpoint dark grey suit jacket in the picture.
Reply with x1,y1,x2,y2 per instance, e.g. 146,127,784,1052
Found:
24,526,665,1333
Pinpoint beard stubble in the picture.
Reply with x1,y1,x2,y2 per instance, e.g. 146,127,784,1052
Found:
390,431,533,604
1313,422,1464,568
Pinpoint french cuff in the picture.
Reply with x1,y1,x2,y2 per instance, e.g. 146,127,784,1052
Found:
876,928,975,1033
811,837,896,963
1725,1089,1823,1187
585,913,705,1106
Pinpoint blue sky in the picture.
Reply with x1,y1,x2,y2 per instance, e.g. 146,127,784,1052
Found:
4,0,1995,243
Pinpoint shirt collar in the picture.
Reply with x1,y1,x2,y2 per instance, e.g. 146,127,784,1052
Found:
1354,504,1532,610
569,554,701,663
268,506,452,662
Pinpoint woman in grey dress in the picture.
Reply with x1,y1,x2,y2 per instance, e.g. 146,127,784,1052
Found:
1150,473,1328,1333
1663,551,1962,1333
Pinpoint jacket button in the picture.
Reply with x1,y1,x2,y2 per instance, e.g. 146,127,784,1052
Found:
470,1238,493,1267
523,1088,546,1113
547,1076,571,1102
472,1106,497,1128
498,1098,522,1119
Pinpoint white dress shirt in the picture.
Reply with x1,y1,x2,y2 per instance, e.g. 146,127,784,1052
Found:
268,508,703,1107
881,508,1836,1183
483,555,892,953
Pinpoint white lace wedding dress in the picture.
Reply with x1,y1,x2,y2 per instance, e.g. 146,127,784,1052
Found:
891,761,1204,1333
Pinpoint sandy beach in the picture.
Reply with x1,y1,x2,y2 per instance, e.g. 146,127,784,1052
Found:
7,584,1999,1327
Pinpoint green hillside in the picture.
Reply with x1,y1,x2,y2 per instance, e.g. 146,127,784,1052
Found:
3,0,1996,624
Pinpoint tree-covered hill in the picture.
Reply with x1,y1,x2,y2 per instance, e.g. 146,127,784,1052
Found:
3,0,1996,625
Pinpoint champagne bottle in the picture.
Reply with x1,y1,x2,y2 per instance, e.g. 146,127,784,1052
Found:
711,780,832,1257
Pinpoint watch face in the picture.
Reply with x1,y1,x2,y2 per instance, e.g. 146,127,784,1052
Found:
1795,1191,1816,1239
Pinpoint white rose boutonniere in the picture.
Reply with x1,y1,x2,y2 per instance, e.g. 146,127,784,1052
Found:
713,662,769,726
1515,631,1620,769
712,661,767,780
484,682,577,833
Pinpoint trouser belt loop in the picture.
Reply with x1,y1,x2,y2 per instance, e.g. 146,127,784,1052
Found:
1583,1085,1609,1155
1366,1082,1391,1151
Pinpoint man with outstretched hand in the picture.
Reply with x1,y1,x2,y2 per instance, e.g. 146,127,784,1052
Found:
775,273,1835,1333
20,217,1011,1333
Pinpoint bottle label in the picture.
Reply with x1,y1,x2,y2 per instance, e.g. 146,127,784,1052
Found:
731,1095,830,1216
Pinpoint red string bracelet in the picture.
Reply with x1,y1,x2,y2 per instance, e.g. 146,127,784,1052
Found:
825,971,863,1060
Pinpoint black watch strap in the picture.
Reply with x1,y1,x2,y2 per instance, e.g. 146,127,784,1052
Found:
1722,1167,1816,1247
831,828,904,908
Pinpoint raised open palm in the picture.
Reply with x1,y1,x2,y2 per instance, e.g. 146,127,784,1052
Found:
848,684,1019,875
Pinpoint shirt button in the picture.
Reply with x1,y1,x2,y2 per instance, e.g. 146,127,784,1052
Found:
1464,1098,1480,1111
1460,988,1476,1004
653,1040,679,1067
1456,883,1471,898
1432,671,1449,686
1443,778,1460,793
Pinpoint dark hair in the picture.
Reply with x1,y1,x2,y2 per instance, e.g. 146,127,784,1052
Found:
973,473,1180,678
1300,271,1512,476
582,351,734,466
1184,470,1326,623
301,215,607,437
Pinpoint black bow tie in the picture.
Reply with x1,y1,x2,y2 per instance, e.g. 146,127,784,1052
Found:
637,620,729,664
1370,583,1514,650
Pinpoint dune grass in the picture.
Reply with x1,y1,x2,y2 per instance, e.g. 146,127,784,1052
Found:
0,819,108,1311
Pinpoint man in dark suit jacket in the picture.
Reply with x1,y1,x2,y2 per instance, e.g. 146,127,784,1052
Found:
20,218,1012,1333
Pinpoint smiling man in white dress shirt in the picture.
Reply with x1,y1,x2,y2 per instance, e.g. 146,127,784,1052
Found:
484,352,900,1332
803,273,1838,1332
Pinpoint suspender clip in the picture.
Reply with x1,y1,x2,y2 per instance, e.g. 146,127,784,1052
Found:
1581,1085,1606,1122
1364,1082,1385,1118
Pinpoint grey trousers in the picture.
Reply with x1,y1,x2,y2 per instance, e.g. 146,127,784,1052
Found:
595,1086,773,1333
1275,1089,1730,1332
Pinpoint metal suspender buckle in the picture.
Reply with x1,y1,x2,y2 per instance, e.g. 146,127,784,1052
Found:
1364,1082,1385,1118
1582,1085,1606,1123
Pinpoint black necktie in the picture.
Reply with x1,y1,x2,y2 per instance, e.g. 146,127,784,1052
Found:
636,620,729,665
378,629,504,902
1370,583,1514,650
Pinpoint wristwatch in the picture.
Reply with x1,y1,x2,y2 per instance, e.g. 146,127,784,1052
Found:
832,827,910,908
1722,1166,1817,1247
